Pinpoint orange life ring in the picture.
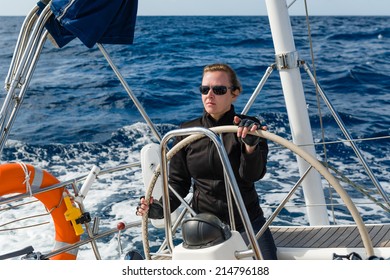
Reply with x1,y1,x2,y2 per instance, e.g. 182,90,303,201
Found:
0,162,80,260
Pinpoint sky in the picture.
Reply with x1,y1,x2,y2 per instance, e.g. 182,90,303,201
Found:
1,0,389,16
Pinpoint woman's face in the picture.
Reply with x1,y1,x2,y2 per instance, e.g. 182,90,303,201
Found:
201,71,238,121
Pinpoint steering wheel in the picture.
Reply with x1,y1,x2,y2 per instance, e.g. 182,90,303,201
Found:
141,125,374,260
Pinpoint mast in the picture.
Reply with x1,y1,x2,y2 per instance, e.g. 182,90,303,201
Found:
264,0,329,225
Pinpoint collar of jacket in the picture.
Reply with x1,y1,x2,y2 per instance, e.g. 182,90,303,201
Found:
202,105,236,128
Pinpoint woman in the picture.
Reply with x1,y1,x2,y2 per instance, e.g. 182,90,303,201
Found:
137,63,277,260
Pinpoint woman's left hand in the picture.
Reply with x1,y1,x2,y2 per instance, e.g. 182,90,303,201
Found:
233,116,267,147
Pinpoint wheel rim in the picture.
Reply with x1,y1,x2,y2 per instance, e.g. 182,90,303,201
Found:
141,125,375,259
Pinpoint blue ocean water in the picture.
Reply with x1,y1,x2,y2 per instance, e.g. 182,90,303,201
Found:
0,16,389,259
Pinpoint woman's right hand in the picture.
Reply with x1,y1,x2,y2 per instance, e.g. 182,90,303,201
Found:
136,196,152,216
136,196,164,219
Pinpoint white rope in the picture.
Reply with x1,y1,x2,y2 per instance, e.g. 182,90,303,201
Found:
15,161,33,197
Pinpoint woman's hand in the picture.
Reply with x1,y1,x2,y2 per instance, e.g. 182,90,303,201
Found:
233,116,267,152
136,196,164,219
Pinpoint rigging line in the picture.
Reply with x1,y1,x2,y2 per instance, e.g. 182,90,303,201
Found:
0,199,38,212
0,221,50,232
261,200,389,212
267,135,390,152
327,165,390,213
302,0,336,222
297,135,390,147
262,201,387,209
0,211,51,231
287,0,299,9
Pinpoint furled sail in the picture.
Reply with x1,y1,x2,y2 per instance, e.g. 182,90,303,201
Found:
37,0,138,48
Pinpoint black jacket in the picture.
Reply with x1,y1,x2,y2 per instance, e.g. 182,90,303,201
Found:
168,105,268,230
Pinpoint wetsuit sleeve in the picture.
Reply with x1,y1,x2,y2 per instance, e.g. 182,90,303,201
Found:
239,139,268,182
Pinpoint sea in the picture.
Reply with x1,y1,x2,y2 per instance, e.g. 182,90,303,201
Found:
0,15,389,260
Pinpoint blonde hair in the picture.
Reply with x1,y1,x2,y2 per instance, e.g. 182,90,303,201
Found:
203,63,242,93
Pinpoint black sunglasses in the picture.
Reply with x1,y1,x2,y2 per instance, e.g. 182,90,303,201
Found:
199,85,236,95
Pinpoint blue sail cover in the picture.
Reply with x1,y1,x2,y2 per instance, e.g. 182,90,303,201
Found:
37,0,138,48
